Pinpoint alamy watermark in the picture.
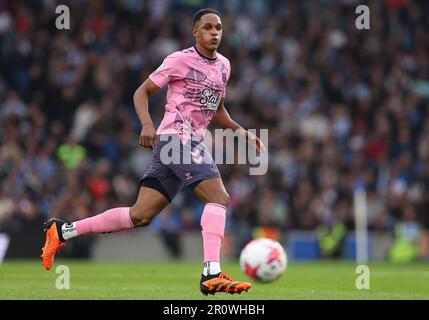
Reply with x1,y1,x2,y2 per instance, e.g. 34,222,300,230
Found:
355,265,370,290
55,265,70,289
355,5,370,30
55,5,70,30
56,4,370,31
158,129,268,176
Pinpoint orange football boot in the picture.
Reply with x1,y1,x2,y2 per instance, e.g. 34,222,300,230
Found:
41,219,65,270
200,272,252,295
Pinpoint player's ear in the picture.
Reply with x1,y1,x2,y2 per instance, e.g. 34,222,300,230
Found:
192,26,198,37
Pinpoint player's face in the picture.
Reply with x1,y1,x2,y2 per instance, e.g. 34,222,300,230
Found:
193,14,222,51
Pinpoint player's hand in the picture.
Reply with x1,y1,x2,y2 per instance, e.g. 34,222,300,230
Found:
140,124,157,150
239,128,266,153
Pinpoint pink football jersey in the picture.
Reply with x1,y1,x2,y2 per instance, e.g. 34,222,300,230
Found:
149,46,231,142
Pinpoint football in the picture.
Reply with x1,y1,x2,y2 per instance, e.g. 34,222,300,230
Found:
239,238,287,283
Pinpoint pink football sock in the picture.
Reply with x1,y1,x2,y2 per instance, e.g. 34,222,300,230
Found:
76,207,134,236
200,203,226,262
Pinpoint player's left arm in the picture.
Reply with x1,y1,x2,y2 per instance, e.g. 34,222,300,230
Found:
213,98,266,152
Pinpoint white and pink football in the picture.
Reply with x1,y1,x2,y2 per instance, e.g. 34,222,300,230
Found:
239,238,287,283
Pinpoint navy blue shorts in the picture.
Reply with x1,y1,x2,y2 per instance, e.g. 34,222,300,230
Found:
140,134,221,202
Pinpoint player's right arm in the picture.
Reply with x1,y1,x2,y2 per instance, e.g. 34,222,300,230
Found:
133,78,161,150
134,52,182,150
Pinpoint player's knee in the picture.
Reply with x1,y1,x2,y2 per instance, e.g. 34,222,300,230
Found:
135,216,153,227
129,206,154,227
222,192,230,208
208,191,230,208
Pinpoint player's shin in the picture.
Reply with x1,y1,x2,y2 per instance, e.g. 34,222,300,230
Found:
200,203,226,275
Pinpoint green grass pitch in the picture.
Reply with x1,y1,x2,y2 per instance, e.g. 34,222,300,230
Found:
0,260,428,299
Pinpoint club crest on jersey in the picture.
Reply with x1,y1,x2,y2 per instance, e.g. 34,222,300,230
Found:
199,87,220,110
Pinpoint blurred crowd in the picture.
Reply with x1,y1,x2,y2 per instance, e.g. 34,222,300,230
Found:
1,0,429,258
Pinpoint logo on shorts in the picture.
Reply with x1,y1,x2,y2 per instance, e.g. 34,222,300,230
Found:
185,172,193,180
